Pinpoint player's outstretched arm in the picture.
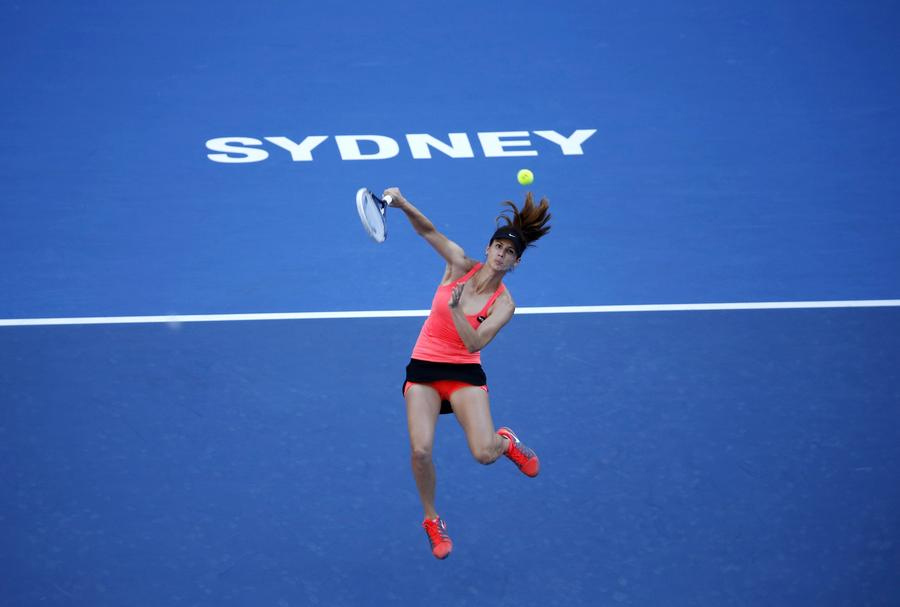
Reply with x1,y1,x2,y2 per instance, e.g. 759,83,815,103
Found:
383,187,474,275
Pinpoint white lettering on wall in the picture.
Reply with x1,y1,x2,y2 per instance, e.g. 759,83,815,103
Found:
533,129,597,155
477,131,538,157
205,130,595,163
406,133,476,159
206,138,269,163
334,135,401,160
264,136,329,161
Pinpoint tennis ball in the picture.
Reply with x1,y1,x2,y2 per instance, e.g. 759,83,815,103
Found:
517,169,534,186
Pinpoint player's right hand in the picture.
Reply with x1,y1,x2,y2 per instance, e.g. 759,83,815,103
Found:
383,187,406,207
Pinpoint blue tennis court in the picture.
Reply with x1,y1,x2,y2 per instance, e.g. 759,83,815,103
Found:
2,2,899,606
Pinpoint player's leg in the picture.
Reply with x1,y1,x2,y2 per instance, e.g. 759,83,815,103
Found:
405,382,453,559
449,386,507,464
404,382,442,518
451,385,541,477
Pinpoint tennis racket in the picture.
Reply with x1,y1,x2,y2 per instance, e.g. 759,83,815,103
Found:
356,187,393,243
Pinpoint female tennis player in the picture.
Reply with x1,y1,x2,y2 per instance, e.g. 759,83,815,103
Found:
383,186,551,560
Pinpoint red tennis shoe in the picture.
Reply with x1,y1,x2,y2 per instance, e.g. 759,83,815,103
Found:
422,516,453,559
497,427,540,477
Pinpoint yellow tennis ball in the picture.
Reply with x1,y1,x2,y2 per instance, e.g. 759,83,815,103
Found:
517,168,534,186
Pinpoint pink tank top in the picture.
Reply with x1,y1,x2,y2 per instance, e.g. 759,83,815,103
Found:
411,263,506,364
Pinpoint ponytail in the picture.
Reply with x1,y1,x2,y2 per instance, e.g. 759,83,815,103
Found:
493,192,551,256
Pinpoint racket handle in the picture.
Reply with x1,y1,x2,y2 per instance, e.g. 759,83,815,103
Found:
383,195,394,206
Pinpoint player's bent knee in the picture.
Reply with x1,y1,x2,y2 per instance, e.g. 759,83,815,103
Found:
472,447,498,465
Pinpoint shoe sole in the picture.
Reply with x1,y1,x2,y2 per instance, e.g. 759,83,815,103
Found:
433,542,452,559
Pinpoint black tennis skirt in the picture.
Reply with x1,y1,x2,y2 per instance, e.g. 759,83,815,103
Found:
403,358,487,415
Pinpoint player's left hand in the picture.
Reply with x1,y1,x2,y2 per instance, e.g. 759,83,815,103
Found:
449,282,465,309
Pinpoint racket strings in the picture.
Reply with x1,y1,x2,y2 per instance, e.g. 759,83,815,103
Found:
357,188,387,242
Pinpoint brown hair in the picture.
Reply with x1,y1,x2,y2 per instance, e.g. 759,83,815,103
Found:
495,192,552,253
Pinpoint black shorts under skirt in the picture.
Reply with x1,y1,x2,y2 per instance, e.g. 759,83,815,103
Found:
403,358,487,415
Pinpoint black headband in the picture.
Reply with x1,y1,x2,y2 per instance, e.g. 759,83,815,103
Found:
490,227,526,258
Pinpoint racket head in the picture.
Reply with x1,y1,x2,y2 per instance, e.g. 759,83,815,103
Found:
356,187,387,243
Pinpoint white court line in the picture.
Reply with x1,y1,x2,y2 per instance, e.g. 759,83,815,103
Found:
1,300,899,327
